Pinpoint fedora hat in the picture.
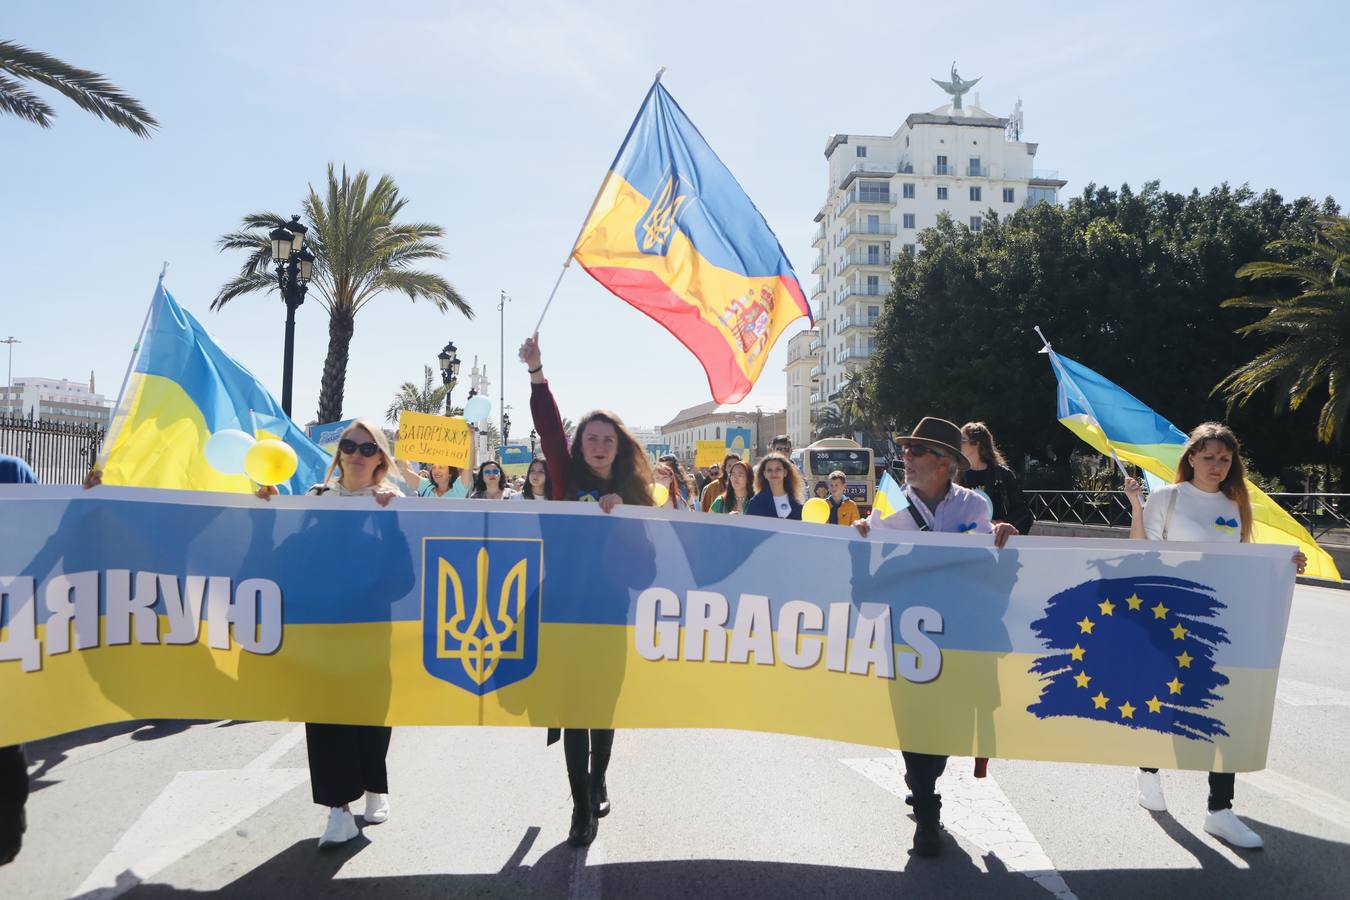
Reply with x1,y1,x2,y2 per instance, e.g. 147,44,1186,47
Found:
896,417,969,471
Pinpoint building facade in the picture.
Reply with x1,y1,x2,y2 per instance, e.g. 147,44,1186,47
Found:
659,401,786,467
798,76,1067,426
783,329,819,451
0,374,113,427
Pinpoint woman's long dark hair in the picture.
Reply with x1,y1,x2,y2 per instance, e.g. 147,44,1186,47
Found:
471,459,506,496
570,410,654,506
521,458,552,500
1176,422,1253,542
960,421,1007,467
754,451,804,503
720,459,753,511
659,453,690,502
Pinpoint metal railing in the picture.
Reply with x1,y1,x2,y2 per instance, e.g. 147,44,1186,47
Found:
812,252,826,272
839,284,888,300
838,347,874,362
813,224,826,244
1027,490,1350,540
0,415,105,485
837,191,896,214
841,223,899,239
842,251,892,268
840,316,880,331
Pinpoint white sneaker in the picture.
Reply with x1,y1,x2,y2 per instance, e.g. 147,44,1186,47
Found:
1204,809,1263,849
362,792,389,824
1136,770,1167,812
318,807,359,848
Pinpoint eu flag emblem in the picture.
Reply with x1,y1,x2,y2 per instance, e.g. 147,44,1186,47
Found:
1027,576,1230,740
421,537,543,695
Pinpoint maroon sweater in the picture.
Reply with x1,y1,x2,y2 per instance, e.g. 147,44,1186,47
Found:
530,380,574,502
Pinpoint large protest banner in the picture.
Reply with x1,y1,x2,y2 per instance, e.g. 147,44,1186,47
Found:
0,487,1294,771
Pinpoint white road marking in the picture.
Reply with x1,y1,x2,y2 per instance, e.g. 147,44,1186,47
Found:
1276,677,1350,709
841,752,1076,900
1242,769,1350,832
73,726,308,900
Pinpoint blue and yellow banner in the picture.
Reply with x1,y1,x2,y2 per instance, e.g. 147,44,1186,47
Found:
0,487,1295,771
101,280,328,495
498,444,533,477
572,79,811,403
1045,347,1339,580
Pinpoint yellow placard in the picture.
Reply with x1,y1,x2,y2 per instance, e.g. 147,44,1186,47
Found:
397,411,471,468
695,439,726,469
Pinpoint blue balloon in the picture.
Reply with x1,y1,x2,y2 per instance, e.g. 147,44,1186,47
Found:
204,428,256,475
463,395,491,425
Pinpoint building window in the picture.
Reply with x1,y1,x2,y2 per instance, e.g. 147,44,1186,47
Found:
856,145,867,158
868,305,880,318
858,180,889,202
866,214,880,233
1003,188,1015,203
970,216,982,231
902,243,915,255
867,275,880,294
902,183,915,199
936,186,948,200
969,186,982,202
969,157,982,176
902,213,916,229
715,426,720,439
935,155,948,175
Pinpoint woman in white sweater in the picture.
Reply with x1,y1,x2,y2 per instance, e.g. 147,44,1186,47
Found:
1124,422,1305,850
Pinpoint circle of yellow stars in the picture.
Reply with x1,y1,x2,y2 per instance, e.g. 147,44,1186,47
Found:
1068,592,1194,721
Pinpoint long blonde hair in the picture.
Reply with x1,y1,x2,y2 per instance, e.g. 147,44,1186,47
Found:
1176,422,1252,542
323,418,401,491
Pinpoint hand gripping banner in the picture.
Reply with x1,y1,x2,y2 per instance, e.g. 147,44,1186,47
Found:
0,487,1295,772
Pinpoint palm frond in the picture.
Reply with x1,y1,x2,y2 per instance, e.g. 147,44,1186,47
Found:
0,40,158,136
0,72,53,126
211,272,276,311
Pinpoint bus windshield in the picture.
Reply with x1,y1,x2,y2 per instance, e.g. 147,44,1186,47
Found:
808,450,870,476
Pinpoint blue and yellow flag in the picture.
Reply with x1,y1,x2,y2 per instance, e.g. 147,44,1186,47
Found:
1044,346,1339,580
872,471,908,519
572,79,811,403
101,279,328,494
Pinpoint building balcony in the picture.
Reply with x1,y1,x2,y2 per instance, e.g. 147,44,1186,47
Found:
837,191,896,214
810,364,825,379
841,251,892,271
840,315,880,333
838,284,888,301
809,392,824,405
1031,168,1061,181
812,252,826,274
810,279,825,300
812,223,826,246
840,222,898,241
967,164,984,176
808,337,822,353
839,346,874,362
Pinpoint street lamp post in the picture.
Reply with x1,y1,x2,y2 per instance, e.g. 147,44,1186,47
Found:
437,341,461,415
268,215,315,417
529,429,537,456
502,410,511,446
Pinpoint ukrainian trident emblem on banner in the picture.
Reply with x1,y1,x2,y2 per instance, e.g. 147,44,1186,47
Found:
421,538,542,694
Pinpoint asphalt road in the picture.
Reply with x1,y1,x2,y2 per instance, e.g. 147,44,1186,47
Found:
2,583,1347,899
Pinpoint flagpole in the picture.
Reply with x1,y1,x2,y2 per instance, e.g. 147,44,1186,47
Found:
532,68,668,337
96,266,166,469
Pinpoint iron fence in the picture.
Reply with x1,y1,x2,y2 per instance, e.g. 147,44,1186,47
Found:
0,416,104,485
1028,490,1350,540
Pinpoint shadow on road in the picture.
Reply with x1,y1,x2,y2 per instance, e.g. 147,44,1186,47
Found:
25,720,217,792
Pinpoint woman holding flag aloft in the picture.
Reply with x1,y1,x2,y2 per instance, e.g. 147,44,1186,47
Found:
1124,421,1305,850
520,334,655,848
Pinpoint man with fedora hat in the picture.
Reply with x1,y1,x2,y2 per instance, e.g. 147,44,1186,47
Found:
854,416,1018,858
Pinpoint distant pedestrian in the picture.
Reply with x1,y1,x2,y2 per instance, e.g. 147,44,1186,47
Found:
745,452,804,520
958,422,1032,534
710,459,753,514
512,458,553,500
825,470,861,526
469,460,517,500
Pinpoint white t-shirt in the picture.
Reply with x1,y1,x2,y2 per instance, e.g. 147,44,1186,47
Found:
1142,482,1241,543
774,494,792,518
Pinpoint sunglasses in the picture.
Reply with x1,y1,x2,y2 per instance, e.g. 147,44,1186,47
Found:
902,444,938,458
482,467,502,476
339,439,380,458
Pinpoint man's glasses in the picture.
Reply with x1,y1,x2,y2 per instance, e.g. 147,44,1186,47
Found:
339,439,379,458
902,444,937,458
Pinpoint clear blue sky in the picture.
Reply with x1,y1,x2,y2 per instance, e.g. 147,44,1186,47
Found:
3,1,1346,434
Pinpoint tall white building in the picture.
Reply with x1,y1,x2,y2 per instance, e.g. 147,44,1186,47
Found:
0,374,112,427
797,75,1067,427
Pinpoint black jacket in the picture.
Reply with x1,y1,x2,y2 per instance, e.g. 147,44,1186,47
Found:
959,464,1033,534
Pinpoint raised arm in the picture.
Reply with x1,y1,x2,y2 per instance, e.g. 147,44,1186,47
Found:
520,335,570,499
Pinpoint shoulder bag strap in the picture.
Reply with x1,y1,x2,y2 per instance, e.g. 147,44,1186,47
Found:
906,501,931,532
1161,487,1178,541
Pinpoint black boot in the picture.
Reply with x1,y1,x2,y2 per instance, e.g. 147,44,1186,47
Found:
590,774,610,818
568,799,597,847
911,797,942,858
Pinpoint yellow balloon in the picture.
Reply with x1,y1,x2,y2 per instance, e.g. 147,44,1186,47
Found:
244,439,299,486
650,482,670,507
802,497,831,524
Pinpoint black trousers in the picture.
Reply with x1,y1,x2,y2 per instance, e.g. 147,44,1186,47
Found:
306,724,391,808
1140,767,1234,811
563,728,614,808
0,745,27,865
902,751,947,818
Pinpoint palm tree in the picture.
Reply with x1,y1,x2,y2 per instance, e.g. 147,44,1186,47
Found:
813,405,855,440
1215,217,1350,457
386,366,451,423
0,41,157,136
213,164,472,423
836,368,879,443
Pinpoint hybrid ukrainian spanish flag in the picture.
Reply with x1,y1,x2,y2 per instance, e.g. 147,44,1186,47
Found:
101,278,328,494
572,79,811,403
1044,345,1339,580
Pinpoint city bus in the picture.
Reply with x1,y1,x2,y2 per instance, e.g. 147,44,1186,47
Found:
791,438,876,514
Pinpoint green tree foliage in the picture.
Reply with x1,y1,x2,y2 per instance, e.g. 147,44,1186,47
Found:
869,183,1339,480
213,164,471,423
385,366,451,423
0,40,157,136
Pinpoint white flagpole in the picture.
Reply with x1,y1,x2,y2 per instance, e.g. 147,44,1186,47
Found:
96,267,166,469
1034,325,1130,481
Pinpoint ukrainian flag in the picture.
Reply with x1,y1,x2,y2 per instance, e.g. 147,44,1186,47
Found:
100,279,328,494
572,79,811,403
872,471,908,519
1045,346,1339,580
